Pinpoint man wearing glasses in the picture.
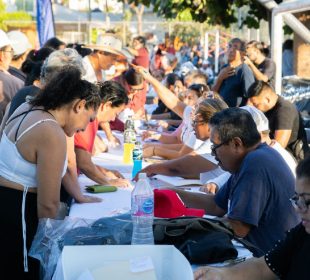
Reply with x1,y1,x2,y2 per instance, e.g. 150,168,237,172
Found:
194,156,310,280
0,29,23,123
175,108,299,257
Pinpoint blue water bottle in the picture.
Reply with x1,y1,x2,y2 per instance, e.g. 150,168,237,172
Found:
132,141,143,179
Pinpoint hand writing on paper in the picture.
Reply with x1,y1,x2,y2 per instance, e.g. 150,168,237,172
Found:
108,178,131,188
106,169,124,179
108,134,121,147
199,183,219,194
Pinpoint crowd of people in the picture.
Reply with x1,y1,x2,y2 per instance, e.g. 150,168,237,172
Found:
0,27,309,279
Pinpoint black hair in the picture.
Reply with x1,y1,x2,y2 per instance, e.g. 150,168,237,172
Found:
43,37,66,50
229,38,246,52
296,156,310,180
165,73,181,88
97,80,129,107
24,62,43,86
283,39,293,51
30,66,101,110
188,83,210,98
124,68,143,86
247,80,274,98
67,43,92,57
209,107,261,148
133,36,146,46
21,47,54,74
247,40,265,54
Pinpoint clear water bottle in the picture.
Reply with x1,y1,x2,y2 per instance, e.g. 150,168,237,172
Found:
132,141,143,179
131,173,154,245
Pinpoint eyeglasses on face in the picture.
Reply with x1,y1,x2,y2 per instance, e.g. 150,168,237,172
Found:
290,193,310,212
211,141,228,156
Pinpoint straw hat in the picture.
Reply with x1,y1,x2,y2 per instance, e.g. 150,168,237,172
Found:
85,33,128,59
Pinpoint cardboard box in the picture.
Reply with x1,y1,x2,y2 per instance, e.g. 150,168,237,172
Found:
61,245,193,280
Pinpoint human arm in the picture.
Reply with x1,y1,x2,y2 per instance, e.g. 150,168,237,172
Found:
75,148,130,187
126,47,139,57
62,136,102,203
99,121,121,147
139,152,218,178
274,129,292,148
131,64,186,118
143,143,193,160
243,56,269,82
92,134,108,156
199,172,231,194
36,125,66,218
194,257,276,280
211,66,235,92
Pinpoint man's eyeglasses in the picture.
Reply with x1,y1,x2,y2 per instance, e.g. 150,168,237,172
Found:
211,141,228,156
290,193,310,212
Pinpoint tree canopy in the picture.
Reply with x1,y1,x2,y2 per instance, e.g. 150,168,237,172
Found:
121,0,283,28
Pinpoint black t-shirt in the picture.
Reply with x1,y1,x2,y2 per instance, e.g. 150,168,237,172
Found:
8,85,40,118
265,96,300,146
264,223,310,280
257,58,276,88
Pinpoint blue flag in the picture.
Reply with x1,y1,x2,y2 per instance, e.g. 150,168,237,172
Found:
36,0,55,47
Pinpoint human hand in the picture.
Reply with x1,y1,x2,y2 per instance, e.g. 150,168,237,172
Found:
108,178,132,188
199,183,219,194
194,266,225,280
107,135,121,148
143,145,155,158
243,56,252,66
217,66,235,81
133,165,157,181
158,120,169,129
130,64,153,81
76,195,102,204
106,169,124,179
142,130,160,141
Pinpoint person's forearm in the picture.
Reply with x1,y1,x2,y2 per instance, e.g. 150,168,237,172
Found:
159,134,180,144
151,113,171,120
80,162,110,185
248,63,269,82
100,121,114,140
212,76,224,92
174,189,223,215
154,145,191,160
61,169,85,203
146,74,185,118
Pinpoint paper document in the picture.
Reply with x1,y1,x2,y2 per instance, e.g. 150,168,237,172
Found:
153,175,202,187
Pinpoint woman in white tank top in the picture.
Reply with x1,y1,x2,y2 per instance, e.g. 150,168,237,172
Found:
0,66,101,279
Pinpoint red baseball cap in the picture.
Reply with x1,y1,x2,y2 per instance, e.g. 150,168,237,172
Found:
154,189,205,218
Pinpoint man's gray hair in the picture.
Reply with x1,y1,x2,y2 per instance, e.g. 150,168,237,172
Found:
40,48,86,84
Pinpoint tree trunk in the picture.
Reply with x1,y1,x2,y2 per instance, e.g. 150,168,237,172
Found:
133,4,144,35
294,11,310,79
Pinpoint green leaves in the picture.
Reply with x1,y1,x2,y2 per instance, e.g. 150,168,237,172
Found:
118,0,270,28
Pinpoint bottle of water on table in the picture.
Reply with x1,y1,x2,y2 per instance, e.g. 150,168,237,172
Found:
131,173,154,245
132,141,143,179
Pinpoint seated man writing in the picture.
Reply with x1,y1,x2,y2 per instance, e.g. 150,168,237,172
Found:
172,107,299,256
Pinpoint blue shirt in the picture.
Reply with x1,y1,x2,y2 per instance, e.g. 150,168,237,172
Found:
215,143,299,257
219,63,255,107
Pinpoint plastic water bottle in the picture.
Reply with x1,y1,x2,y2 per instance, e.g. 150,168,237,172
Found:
123,115,136,164
131,173,154,245
132,141,143,179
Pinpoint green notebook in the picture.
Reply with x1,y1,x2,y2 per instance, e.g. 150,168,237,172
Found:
85,185,117,193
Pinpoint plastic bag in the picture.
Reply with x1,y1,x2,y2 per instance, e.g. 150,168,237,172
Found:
29,213,132,280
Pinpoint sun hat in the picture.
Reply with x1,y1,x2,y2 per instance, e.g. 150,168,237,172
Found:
85,33,128,59
7,30,32,56
0,30,12,49
154,189,205,218
240,105,269,132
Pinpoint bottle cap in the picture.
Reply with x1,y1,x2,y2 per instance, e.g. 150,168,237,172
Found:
139,173,147,179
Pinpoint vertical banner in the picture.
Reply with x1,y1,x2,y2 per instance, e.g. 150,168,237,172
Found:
36,0,55,47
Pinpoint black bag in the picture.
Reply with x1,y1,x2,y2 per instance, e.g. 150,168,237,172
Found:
153,216,238,264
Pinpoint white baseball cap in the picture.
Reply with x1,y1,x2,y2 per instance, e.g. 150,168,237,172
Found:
241,105,269,132
0,29,12,49
7,30,32,56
